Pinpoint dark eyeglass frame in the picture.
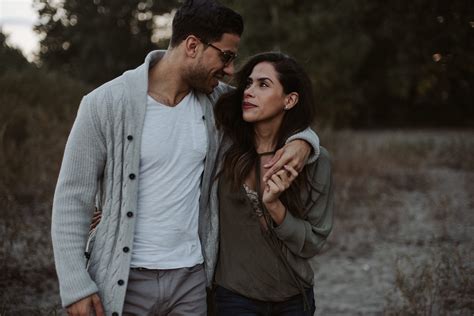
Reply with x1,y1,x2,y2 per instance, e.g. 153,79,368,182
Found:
200,39,237,66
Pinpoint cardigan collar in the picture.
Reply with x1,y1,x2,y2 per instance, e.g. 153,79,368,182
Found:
122,50,215,109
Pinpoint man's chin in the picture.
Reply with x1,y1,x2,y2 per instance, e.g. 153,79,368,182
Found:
195,85,215,95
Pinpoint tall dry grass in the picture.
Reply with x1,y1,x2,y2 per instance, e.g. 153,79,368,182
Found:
314,129,474,315
384,246,474,315
320,129,473,248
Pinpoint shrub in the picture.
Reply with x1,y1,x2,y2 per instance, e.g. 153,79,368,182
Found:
0,67,90,312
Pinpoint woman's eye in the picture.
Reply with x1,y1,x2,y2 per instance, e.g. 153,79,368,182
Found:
260,82,268,88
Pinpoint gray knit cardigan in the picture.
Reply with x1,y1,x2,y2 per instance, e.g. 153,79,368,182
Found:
51,50,319,315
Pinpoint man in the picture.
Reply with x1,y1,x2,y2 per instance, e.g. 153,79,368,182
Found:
51,1,319,315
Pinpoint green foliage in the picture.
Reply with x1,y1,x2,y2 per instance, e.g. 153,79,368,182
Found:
34,0,179,85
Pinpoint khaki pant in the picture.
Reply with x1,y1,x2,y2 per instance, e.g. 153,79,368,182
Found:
123,264,207,316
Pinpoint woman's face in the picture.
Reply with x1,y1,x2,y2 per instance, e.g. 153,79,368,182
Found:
242,62,288,125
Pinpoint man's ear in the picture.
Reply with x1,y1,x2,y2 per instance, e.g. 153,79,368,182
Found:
284,92,299,110
184,35,201,58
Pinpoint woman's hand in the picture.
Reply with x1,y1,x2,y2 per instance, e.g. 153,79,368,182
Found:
263,165,298,204
89,208,102,231
262,165,298,225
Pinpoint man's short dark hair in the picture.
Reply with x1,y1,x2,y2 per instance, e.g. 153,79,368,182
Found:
170,0,244,47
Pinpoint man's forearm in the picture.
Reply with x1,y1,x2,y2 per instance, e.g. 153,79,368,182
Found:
286,127,320,163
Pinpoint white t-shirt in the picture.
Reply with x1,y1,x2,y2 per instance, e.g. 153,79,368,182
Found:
130,91,207,269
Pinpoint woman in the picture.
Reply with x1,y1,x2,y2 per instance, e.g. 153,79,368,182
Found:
212,52,334,315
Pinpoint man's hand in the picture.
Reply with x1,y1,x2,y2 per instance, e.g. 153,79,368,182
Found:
66,293,104,316
263,139,311,182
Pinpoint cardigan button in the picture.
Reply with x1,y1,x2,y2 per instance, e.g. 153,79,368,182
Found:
118,279,124,286
112,313,119,316
123,247,130,253
127,135,133,141
129,173,136,180
127,212,134,218
202,115,205,120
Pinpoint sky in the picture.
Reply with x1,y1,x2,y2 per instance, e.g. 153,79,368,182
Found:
0,0,175,62
0,0,40,61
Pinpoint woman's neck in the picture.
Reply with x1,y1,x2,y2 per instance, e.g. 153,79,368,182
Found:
254,119,282,153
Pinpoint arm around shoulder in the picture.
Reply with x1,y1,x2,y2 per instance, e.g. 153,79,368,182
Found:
285,127,320,163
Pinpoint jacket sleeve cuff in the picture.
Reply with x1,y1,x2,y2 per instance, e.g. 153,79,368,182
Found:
285,128,320,164
60,276,99,308
273,209,303,244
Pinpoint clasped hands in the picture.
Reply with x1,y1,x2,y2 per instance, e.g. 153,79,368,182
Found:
261,140,310,225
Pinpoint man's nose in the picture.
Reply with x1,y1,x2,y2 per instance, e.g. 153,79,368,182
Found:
223,61,235,76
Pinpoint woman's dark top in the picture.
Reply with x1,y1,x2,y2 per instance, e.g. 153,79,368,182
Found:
214,172,300,301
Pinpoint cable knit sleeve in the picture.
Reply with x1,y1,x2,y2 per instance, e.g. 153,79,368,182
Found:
51,95,107,307
285,127,320,164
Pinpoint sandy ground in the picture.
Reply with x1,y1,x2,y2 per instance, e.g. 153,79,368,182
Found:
1,130,473,315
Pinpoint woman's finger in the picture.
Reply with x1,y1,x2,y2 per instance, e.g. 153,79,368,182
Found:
275,169,295,188
90,213,102,230
266,179,280,194
284,165,298,180
92,213,101,220
275,169,290,183
271,174,286,192
262,149,284,182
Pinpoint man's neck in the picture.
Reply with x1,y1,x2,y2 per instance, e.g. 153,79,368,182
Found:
148,50,191,107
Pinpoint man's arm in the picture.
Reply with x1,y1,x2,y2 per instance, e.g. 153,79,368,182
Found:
263,127,320,181
51,95,106,310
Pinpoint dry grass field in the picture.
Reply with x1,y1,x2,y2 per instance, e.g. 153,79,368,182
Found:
1,128,473,315
314,130,474,315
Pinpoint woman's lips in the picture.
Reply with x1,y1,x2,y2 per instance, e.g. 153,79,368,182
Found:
242,101,257,110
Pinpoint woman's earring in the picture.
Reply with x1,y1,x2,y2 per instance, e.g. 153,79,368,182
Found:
284,105,289,110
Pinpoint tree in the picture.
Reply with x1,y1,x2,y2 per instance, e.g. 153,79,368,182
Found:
34,0,179,85
352,0,474,127
34,0,473,127
0,31,30,73
221,0,474,128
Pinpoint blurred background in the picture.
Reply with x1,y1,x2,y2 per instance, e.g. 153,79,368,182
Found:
1,0,473,315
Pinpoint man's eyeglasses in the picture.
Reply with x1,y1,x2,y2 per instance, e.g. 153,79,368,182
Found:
200,40,237,66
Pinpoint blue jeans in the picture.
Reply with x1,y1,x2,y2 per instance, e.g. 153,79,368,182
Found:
215,286,316,316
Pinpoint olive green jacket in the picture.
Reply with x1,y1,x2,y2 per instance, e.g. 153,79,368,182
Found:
207,142,334,286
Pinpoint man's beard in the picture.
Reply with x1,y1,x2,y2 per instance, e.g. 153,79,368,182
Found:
186,59,225,94
185,63,213,94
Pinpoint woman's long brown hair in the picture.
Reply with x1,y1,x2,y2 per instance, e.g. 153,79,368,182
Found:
214,52,318,218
